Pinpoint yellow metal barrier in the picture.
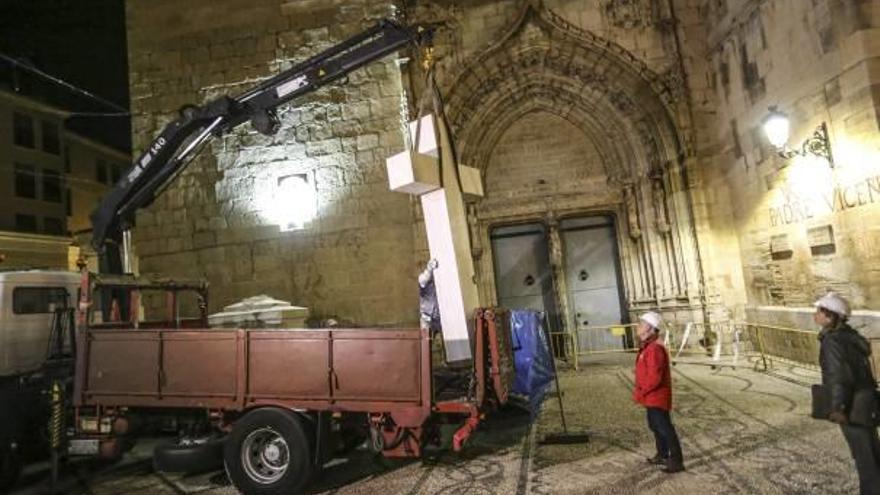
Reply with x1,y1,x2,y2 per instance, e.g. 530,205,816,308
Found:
550,320,874,375
739,322,820,371
577,323,639,355
551,323,639,371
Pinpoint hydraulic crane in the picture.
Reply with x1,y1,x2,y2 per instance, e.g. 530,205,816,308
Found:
89,19,434,273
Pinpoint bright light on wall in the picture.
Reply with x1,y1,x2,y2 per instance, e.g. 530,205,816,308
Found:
269,174,317,231
762,107,790,149
785,154,833,199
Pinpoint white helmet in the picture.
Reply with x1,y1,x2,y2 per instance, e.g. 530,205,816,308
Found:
814,292,851,318
640,311,662,330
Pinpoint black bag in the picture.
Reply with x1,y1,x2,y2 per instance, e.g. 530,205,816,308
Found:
811,383,880,426
811,384,831,420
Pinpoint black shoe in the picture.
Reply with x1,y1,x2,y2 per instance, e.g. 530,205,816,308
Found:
646,454,667,465
662,459,685,473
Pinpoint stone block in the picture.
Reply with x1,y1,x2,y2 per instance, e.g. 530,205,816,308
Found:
356,133,379,150
386,151,441,195
193,231,216,249
457,164,484,199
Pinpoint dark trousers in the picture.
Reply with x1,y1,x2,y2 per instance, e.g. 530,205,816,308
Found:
840,424,880,495
646,407,683,462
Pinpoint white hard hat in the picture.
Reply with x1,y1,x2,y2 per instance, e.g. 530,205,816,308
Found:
640,311,662,330
814,293,851,318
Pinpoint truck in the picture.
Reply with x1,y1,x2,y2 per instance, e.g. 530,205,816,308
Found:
9,19,519,495
69,271,513,494
0,270,79,490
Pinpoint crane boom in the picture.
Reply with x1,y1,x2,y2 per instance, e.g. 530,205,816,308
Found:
90,19,433,272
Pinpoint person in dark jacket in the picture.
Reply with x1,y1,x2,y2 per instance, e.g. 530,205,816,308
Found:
419,259,445,366
633,311,684,473
418,258,440,332
815,293,880,495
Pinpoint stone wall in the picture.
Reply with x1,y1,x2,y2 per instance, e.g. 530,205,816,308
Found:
483,111,607,209
409,0,710,327
124,0,722,330
697,0,880,324
125,0,880,333
126,0,419,325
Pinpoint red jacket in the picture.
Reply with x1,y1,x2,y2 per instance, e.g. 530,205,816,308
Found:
633,336,672,410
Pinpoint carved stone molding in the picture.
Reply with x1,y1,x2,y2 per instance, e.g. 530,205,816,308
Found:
602,0,654,29
427,2,681,183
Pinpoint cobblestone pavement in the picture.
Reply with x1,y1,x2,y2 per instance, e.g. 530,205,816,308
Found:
13,356,861,494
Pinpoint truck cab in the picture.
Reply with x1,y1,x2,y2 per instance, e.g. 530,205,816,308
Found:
0,269,80,490
0,270,79,378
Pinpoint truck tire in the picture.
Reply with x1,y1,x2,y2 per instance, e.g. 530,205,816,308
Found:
153,436,225,474
224,408,313,495
0,442,21,492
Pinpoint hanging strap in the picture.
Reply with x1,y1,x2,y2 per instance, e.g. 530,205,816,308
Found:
406,66,466,193
427,69,465,193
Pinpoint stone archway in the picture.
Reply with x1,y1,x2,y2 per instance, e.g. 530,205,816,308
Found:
428,3,704,323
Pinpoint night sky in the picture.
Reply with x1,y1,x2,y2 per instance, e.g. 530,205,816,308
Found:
0,0,131,152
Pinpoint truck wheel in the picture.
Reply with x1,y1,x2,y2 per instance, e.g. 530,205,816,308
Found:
0,442,21,492
224,408,312,495
154,436,225,474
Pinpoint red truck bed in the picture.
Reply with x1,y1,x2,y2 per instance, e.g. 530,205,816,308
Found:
75,327,432,426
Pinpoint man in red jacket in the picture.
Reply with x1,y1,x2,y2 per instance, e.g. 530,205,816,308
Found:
633,311,684,473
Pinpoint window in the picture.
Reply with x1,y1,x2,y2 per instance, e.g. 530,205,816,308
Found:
42,169,62,203
15,214,37,233
13,112,34,148
13,287,69,314
95,159,107,184
110,164,121,184
66,188,72,216
42,120,60,154
43,217,64,235
14,164,36,198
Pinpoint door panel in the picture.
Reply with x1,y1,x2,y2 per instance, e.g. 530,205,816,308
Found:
564,228,618,291
562,220,624,352
491,225,553,315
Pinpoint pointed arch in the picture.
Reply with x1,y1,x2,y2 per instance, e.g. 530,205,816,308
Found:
440,3,683,182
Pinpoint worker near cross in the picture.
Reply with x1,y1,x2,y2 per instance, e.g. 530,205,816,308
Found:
633,311,685,473
419,258,446,366
418,258,440,332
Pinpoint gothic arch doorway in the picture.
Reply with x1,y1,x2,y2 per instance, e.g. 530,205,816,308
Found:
430,3,705,327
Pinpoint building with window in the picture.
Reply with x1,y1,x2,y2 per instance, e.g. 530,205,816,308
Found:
0,90,67,237
0,89,129,269
65,131,129,234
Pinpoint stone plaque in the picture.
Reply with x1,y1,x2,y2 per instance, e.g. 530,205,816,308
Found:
770,234,791,253
808,225,836,256
807,225,834,247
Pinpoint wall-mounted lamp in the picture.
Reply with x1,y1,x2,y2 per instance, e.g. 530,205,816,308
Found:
272,173,316,231
762,106,834,167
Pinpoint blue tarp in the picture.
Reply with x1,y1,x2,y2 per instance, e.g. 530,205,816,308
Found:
509,309,555,419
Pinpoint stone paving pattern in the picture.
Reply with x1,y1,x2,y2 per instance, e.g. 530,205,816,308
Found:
27,356,863,495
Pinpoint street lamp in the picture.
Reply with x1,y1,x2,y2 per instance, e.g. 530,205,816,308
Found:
762,106,834,167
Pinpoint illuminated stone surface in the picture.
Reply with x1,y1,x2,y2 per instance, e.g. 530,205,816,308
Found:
123,0,880,337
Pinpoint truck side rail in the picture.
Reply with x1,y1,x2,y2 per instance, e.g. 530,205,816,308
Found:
74,327,432,426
